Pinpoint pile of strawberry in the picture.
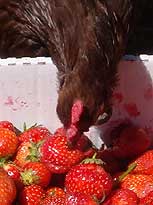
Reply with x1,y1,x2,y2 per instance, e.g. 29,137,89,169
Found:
0,120,153,205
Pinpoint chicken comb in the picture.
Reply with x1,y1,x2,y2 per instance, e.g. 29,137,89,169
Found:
71,100,84,125
66,100,84,147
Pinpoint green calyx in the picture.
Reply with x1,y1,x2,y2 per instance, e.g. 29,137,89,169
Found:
21,169,40,186
23,122,38,132
26,141,44,162
81,153,105,166
0,157,10,167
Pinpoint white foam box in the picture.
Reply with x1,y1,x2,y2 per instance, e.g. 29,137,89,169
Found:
0,57,61,132
0,55,153,148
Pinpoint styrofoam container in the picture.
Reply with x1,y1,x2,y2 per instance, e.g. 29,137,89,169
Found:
0,55,153,148
0,57,61,132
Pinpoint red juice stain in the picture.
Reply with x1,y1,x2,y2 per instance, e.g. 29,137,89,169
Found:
113,92,123,103
124,103,140,117
4,96,14,106
144,86,153,100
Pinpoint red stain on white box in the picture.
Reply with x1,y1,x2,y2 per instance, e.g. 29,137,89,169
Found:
123,103,140,117
4,96,28,111
4,96,14,106
113,92,124,104
144,85,153,100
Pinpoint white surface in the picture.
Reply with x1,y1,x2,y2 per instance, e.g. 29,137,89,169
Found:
0,57,61,132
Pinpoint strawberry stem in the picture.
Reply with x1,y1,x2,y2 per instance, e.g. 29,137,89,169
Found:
118,163,137,182
92,153,97,159
23,122,27,132
113,162,137,188
23,122,38,132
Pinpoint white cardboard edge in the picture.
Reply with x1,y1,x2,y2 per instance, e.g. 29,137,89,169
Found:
0,57,53,66
0,54,152,66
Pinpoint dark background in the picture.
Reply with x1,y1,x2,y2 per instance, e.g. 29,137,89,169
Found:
126,1,153,55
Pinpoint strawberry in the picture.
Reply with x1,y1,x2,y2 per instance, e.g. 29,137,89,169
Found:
41,187,66,205
55,127,66,136
0,120,15,132
0,168,16,205
46,187,66,197
102,188,139,205
110,126,151,159
0,128,18,157
15,141,40,167
4,162,21,180
56,127,93,152
139,190,153,205
65,162,113,200
66,192,99,205
0,161,23,189
39,134,85,173
41,195,66,205
130,150,153,175
21,162,52,187
19,184,45,205
121,173,153,198
74,133,93,151
19,125,52,143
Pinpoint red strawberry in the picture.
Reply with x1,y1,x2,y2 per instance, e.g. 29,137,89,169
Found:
56,127,93,152
65,162,113,200
74,134,93,151
39,134,85,173
21,162,51,187
41,195,66,205
19,125,52,143
41,187,66,205
102,188,139,205
110,126,151,159
15,141,39,167
0,168,16,205
130,150,153,175
1,161,23,189
66,192,99,205
19,184,45,205
55,127,66,136
121,173,153,198
46,187,66,197
0,128,18,157
0,120,15,132
139,190,153,205
4,162,21,180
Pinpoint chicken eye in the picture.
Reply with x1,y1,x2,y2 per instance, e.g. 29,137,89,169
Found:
95,107,112,125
